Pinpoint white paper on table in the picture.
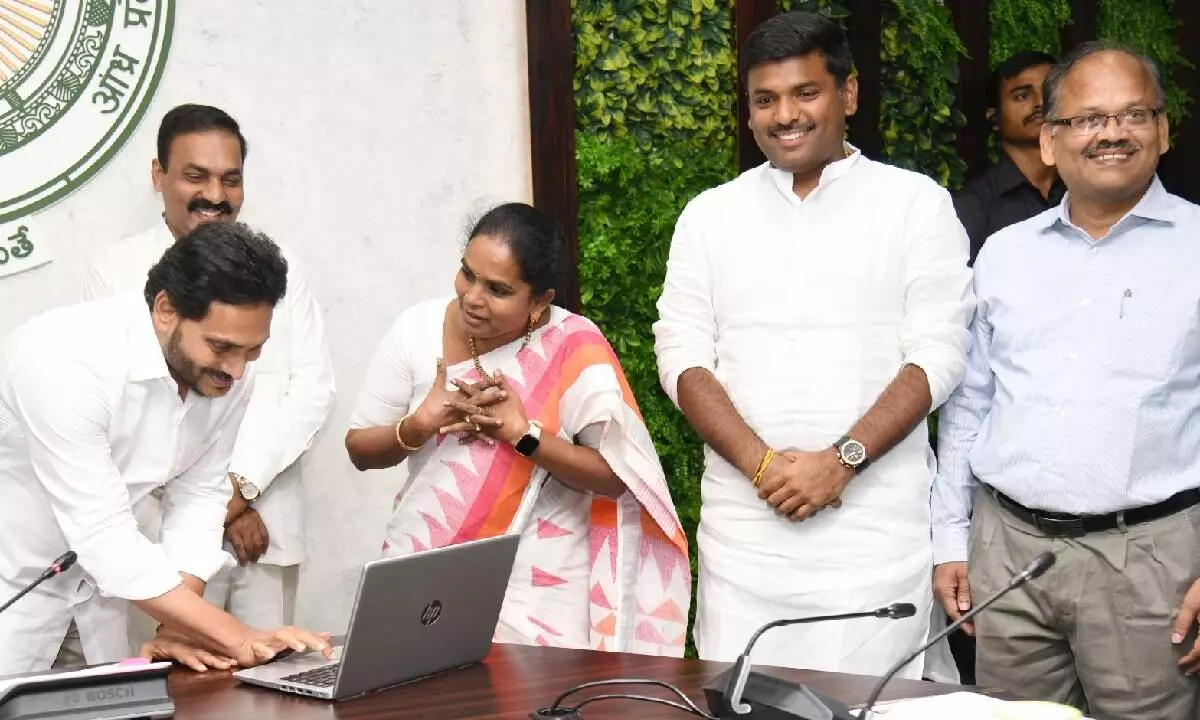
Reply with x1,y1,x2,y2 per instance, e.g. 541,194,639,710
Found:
0,661,172,704
854,692,1094,719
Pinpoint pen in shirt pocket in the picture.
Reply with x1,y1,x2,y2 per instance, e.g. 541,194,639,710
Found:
1118,288,1132,319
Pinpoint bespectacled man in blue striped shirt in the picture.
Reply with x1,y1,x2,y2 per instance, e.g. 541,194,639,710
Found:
932,40,1200,718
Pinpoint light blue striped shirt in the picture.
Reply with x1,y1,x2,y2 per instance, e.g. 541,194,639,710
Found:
932,176,1200,564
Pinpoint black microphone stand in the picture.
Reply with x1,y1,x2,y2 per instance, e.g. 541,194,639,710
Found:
703,602,918,720
856,551,1056,719
0,551,77,616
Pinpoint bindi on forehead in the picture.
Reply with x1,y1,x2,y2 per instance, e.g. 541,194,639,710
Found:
464,238,522,283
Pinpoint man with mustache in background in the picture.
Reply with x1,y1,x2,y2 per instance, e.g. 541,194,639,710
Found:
83,104,335,663
954,51,1066,266
934,42,1200,717
653,11,973,678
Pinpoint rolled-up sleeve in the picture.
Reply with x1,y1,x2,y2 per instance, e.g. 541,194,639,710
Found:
160,376,255,583
652,205,718,407
932,280,996,565
899,187,976,410
7,355,182,601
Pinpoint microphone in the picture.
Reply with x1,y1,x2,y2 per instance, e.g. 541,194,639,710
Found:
857,551,1056,718
703,602,918,719
0,551,78,616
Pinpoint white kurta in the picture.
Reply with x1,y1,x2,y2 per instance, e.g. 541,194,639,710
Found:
0,296,251,673
82,224,336,568
653,149,973,679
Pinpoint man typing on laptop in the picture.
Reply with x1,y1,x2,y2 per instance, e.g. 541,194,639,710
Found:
0,223,333,674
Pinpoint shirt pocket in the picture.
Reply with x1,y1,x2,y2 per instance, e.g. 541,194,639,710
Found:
1108,285,1196,385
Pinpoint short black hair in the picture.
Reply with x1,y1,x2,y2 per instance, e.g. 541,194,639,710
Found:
1043,40,1166,120
157,104,248,169
144,222,288,320
988,50,1057,108
740,11,853,89
467,203,563,299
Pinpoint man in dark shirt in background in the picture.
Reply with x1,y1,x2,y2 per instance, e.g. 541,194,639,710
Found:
955,51,1066,264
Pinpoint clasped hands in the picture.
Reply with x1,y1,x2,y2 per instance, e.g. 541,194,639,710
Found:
753,447,854,522
407,359,529,447
223,473,267,566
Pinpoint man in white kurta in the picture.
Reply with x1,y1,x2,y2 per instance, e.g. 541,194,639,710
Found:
81,104,335,643
653,11,973,679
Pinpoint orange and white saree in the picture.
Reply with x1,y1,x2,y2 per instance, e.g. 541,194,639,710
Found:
350,299,691,656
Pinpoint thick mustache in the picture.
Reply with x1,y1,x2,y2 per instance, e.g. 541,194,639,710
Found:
1083,141,1139,158
206,369,232,382
770,121,816,135
188,200,232,214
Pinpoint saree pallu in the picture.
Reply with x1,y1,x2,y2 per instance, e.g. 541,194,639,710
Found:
381,309,691,656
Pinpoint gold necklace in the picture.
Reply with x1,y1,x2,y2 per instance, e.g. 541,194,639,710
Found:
467,319,534,379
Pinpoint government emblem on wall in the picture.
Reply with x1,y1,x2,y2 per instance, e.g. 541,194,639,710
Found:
0,0,174,277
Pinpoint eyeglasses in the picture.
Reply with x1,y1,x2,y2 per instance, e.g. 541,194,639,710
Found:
1047,108,1163,133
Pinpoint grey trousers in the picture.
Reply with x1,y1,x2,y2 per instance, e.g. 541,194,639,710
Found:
52,621,85,669
970,489,1200,720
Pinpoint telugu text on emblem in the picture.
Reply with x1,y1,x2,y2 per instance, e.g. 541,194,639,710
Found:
0,0,174,278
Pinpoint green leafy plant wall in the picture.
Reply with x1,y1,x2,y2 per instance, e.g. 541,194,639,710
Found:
990,0,1070,65
572,0,1187,656
573,0,737,657
1097,0,1190,124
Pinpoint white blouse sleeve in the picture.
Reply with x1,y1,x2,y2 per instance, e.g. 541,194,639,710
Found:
348,312,417,430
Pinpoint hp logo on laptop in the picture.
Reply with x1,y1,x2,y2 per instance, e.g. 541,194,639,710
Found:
420,600,443,626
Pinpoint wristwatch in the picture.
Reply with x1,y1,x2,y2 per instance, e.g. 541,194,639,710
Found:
832,435,870,474
514,420,543,457
232,473,260,503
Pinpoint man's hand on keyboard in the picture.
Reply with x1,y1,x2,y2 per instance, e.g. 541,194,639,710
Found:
139,629,238,672
232,626,334,667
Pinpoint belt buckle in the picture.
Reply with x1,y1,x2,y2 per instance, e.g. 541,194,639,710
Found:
1034,514,1086,538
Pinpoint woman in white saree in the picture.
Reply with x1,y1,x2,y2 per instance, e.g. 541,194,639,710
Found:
345,203,691,656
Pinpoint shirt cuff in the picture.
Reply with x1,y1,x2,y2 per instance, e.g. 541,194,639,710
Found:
932,525,970,565
98,545,186,602
657,359,712,408
228,457,277,496
160,532,235,584
903,349,961,410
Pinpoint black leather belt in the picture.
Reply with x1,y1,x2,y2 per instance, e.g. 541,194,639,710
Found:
990,486,1200,538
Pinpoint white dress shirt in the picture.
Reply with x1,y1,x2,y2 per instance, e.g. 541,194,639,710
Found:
653,149,974,678
0,295,251,672
933,177,1200,564
82,224,335,566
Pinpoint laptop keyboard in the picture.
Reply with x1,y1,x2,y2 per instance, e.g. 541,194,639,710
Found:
281,663,340,688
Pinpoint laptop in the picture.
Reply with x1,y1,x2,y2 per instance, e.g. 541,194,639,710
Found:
233,533,520,701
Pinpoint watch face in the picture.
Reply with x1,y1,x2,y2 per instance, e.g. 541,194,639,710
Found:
840,440,866,465
515,434,540,457
239,481,260,500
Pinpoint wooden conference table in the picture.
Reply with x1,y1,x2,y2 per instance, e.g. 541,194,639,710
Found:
167,643,985,719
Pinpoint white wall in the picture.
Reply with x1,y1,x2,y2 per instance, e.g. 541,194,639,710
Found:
0,0,532,632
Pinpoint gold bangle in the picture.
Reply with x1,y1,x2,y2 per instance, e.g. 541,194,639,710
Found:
751,448,776,487
394,414,423,451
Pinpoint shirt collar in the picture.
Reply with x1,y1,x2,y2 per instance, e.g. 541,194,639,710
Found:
1042,174,1173,234
125,292,171,384
766,143,862,202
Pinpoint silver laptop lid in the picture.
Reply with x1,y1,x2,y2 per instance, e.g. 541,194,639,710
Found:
332,533,520,700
